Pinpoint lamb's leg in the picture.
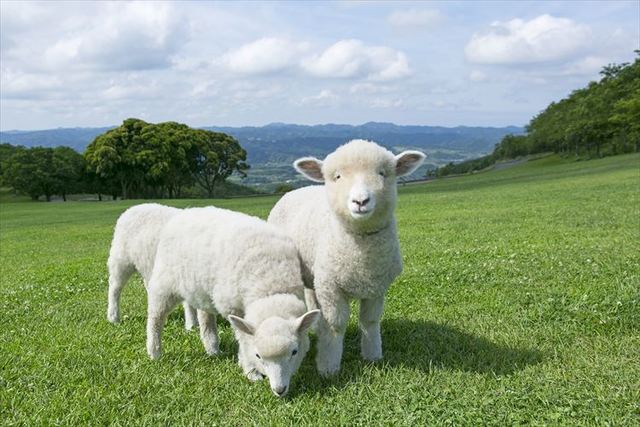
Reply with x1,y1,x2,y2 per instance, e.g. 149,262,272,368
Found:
197,310,219,355
314,288,350,377
106,258,134,324
184,303,199,331
146,290,179,360
359,296,385,361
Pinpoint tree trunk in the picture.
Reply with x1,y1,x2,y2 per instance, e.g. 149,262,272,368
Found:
46,194,51,202
121,181,128,200
62,192,67,202
98,193,102,201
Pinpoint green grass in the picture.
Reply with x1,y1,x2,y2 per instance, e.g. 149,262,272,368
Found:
1,154,639,425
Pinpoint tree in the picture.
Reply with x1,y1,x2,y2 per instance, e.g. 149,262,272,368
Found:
84,118,150,199
191,129,249,198
52,147,85,201
3,147,57,201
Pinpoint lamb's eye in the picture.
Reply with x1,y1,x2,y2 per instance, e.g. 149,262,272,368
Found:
291,349,298,356
334,173,341,181
255,353,261,359
379,171,386,177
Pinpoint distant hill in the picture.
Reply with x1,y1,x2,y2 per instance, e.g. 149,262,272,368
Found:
0,127,114,152
205,122,524,164
0,122,523,188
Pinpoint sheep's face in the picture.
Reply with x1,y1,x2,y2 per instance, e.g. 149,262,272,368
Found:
229,310,320,397
294,140,425,230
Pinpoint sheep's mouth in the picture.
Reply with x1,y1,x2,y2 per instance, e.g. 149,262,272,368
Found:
349,208,374,219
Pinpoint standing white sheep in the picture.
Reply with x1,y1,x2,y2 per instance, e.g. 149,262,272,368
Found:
107,203,198,330
268,139,425,376
145,207,320,397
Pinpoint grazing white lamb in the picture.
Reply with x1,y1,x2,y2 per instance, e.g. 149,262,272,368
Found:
268,139,425,376
107,203,198,330
145,207,320,397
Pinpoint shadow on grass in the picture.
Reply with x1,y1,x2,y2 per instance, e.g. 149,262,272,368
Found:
128,310,543,398
292,318,543,398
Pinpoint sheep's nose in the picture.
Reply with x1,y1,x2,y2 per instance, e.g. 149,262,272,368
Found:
353,197,370,207
273,386,288,396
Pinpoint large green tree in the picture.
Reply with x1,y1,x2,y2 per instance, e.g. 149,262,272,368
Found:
84,119,249,199
191,129,248,198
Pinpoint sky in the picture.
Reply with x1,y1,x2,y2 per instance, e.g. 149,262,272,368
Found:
0,1,638,130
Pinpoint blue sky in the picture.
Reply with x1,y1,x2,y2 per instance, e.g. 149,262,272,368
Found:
1,1,638,130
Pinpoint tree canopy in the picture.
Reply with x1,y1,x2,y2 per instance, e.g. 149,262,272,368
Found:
84,119,248,199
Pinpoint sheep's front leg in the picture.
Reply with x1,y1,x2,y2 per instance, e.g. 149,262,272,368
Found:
359,296,384,361
146,291,179,360
197,310,219,355
315,288,350,377
184,303,199,331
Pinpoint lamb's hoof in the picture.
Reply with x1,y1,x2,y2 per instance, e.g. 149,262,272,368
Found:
107,311,120,324
204,347,220,356
361,349,383,362
362,353,383,362
147,347,162,360
247,370,265,382
184,321,199,331
317,361,341,378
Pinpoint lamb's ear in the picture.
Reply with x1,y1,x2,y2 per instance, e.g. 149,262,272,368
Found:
228,315,255,336
293,157,324,182
395,151,426,177
296,309,321,333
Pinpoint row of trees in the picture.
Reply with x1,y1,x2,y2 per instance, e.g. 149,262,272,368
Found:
0,144,85,201
433,52,639,177
0,119,249,201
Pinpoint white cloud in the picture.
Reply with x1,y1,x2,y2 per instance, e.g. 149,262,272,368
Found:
3,2,187,72
388,9,443,31
465,14,591,64
0,68,63,99
223,37,309,74
349,82,393,94
469,70,488,82
370,97,404,108
300,89,340,106
302,39,411,81
561,56,609,76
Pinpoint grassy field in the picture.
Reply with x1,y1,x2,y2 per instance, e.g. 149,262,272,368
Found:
1,154,638,425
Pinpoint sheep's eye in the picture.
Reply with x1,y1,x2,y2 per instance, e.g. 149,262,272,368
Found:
334,173,341,181
379,171,386,177
291,349,298,356
255,353,261,359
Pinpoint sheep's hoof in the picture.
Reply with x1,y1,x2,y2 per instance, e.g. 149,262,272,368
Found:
204,347,220,356
107,310,119,324
147,347,162,360
361,348,383,362
362,353,383,362
317,362,341,378
184,320,199,331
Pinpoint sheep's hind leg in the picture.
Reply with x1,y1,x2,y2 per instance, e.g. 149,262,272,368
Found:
106,259,134,324
197,310,220,355
314,289,350,377
146,291,179,360
359,296,384,361
184,303,199,331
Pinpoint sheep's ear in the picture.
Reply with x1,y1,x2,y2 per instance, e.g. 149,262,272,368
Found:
395,151,426,177
296,309,321,333
294,157,324,182
228,315,255,336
